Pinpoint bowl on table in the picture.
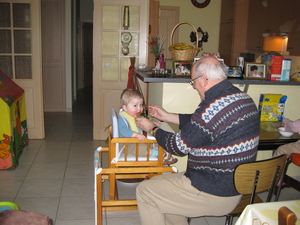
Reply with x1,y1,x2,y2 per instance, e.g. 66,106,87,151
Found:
277,127,294,137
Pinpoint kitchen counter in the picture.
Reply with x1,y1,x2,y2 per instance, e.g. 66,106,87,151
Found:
136,69,300,85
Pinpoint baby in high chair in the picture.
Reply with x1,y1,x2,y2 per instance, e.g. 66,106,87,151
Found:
118,88,177,164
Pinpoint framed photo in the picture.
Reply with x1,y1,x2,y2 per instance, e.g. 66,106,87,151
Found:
245,63,266,79
228,66,243,78
173,61,192,76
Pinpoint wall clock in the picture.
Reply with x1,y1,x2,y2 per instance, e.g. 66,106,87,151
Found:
121,32,132,55
121,32,132,44
191,0,210,8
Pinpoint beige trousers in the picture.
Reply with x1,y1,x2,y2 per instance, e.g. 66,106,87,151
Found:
273,141,300,157
136,172,242,225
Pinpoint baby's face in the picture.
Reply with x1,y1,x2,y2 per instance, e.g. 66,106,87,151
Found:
123,97,144,117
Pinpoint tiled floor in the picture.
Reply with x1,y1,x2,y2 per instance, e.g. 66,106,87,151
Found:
1,86,300,225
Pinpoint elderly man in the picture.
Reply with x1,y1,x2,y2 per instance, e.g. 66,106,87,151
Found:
135,56,260,225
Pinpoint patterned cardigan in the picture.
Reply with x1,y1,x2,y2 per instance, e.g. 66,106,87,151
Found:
155,79,260,197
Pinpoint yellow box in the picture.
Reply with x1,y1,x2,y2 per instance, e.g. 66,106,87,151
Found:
258,94,287,121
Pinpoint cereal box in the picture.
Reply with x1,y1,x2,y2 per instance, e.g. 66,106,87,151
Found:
261,54,284,81
258,94,287,121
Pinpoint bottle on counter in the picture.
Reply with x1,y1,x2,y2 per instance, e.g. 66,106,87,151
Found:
159,53,165,69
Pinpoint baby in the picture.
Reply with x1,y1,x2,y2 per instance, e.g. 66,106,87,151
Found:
118,88,177,164
118,88,148,141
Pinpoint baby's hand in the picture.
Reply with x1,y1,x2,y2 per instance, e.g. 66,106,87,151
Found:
133,133,146,141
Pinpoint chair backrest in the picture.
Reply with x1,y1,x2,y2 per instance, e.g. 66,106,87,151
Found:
110,108,121,158
110,108,119,138
234,154,287,203
108,108,163,166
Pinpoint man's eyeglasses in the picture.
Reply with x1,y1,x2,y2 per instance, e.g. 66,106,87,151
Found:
189,76,201,86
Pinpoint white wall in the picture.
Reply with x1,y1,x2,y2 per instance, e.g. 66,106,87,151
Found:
158,0,222,55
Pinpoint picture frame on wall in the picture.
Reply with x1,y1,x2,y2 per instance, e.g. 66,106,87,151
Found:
245,63,266,79
173,61,192,76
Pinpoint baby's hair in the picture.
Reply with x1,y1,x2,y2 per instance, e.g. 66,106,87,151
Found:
120,88,143,106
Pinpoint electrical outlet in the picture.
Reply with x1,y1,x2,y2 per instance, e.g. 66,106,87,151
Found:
104,62,110,68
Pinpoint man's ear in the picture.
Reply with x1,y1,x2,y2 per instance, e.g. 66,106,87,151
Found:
202,76,209,87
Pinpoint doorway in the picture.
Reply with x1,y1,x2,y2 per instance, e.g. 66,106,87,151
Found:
83,22,93,88
75,21,93,111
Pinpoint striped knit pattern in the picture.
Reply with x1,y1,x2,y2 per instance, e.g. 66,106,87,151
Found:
156,79,260,196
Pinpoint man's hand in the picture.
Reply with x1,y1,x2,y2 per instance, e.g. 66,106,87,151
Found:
148,105,168,121
135,117,156,133
149,105,180,125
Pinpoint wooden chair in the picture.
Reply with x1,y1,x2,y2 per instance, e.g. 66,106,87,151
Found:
225,154,287,225
188,155,287,225
278,206,297,225
275,153,300,201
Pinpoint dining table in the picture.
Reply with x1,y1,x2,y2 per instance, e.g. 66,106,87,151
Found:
258,121,300,151
258,121,300,192
235,199,300,225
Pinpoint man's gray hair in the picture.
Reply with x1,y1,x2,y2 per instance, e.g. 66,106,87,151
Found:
195,60,228,80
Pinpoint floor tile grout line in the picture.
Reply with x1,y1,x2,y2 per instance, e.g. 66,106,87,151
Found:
52,129,73,224
14,139,45,202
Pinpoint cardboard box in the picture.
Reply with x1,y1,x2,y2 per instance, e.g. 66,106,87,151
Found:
280,59,291,81
258,94,287,121
261,54,284,81
269,55,284,74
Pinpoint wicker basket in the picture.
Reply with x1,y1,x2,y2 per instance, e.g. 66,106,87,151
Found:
169,21,200,61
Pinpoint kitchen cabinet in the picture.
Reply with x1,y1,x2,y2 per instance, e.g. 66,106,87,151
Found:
219,22,234,65
287,29,300,56
220,0,300,65
246,0,300,55
246,1,270,52
220,0,235,24
218,0,249,66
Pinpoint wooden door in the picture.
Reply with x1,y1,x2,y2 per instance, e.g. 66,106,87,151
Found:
0,0,44,139
93,0,149,140
159,6,180,60
42,0,66,112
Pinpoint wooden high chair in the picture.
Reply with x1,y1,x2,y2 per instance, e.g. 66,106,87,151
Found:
94,109,177,224
108,108,166,167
